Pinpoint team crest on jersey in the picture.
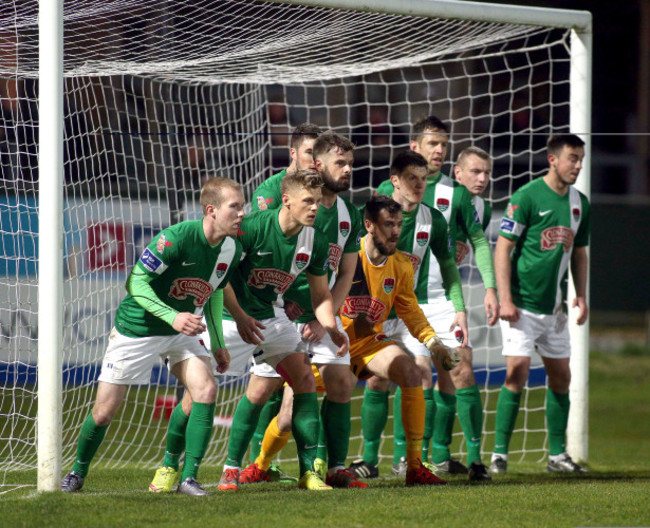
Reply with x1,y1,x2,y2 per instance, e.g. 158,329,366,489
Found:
416,231,429,247
403,252,420,271
375,333,391,343
156,233,173,254
168,278,213,307
216,263,228,279
339,221,350,237
256,196,268,210
248,269,294,294
572,207,581,221
436,198,450,212
383,277,395,294
540,226,574,252
328,243,343,271
295,253,309,270
506,203,519,218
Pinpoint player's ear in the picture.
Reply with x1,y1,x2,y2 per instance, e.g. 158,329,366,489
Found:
364,218,373,233
409,139,419,153
282,193,291,208
453,164,461,181
390,174,399,188
289,147,297,161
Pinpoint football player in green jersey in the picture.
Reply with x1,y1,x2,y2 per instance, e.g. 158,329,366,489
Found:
62,177,245,495
239,132,365,488
216,169,349,491
252,123,322,213
490,134,590,475
375,116,498,480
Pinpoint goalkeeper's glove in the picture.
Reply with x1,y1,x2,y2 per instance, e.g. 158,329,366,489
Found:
425,336,461,371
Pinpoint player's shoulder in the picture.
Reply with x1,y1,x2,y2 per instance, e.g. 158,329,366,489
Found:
375,179,394,195
437,173,458,189
252,170,285,210
392,249,416,274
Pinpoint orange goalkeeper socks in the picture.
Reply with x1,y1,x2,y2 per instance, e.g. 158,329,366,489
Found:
255,416,291,471
400,385,425,471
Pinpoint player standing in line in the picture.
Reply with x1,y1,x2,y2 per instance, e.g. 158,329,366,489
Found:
62,177,245,495
489,134,589,475
214,169,349,491
243,123,322,477
342,195,456,486
347,150,467,480
372,116,498,480
235,132,365,489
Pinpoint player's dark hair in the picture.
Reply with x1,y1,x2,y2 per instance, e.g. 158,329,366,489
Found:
390,150,428,176
290,123,322,151
411,115,449,142
364,195,402,224
312,132,355,160
456,146,491,167
200,177,241,215
547,134,585,156
281,168,324,195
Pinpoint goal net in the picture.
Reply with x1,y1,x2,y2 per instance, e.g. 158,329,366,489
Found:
0,0,588,490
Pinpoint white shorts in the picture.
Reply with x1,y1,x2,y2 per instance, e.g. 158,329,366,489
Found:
98,327,210,385
499,308,570,359
251,316,350,378
382,299,468,358
221,309,303,374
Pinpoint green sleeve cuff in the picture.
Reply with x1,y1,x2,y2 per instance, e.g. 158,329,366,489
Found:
469,231,497,289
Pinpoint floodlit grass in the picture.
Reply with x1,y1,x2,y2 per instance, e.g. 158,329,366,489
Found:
0,351,648,528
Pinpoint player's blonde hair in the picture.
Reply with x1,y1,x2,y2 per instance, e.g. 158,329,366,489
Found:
456,146,491,167
200,177,241,215
281,168,324,196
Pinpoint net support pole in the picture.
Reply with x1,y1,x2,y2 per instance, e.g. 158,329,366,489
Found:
37,0,64,491
567,22,593,464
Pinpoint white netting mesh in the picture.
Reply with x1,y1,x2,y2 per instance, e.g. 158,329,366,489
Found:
0,0,573,489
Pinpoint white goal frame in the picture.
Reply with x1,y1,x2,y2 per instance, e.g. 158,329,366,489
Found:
37,0,592,491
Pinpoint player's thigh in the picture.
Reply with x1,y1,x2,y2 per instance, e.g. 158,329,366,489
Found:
413,354,434,389
214,319,255,376
365,344,420,387
383,318,430,360
318,363,355,402
275,352,315,394
246,373,284,404
541,356,571,393
172,355,216,403
92,381,129,425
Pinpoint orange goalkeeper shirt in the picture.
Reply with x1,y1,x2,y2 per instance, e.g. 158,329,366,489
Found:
340,235,436,349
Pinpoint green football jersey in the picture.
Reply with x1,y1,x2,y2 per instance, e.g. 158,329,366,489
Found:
456,195,492,264
226,209,330,320
251,169,286,212
377,171,485,299
499,178,590,315
251,172,363,323
114,219,242,337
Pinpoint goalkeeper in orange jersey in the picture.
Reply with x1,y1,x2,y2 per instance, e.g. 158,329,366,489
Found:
342,195,458,486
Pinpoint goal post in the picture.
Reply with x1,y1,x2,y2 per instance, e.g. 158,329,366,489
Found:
0,0,593,493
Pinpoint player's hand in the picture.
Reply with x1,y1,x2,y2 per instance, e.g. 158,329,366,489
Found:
425,336,460,371
450,311,469,348
499,299,520,323
302,320,326,343
327,328,349,357
484,287,499,326
284,300,304,322
213,348,230,374
572,297,589,325
172,312,206,336
235,314,266,345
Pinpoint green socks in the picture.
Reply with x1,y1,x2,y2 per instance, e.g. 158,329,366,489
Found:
292,392,320,476
493,386,522,456
225,395,263,467
394,387,434,464
163,402,190,470
320,398,351,468
249,390,283,463
456,385,483,464
71,414,109,478
432,390,456,464
361,387,389,466
181,401,215,481
546,389,570,456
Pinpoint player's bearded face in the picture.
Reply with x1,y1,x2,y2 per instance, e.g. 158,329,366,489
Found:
411,128,448,174
318,148,353,193
372,210,402,256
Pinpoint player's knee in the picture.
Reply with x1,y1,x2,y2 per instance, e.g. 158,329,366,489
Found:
450,360,474,387
291,370,316,394
399,362,422,388
92,406,116,427
548,371,571,393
